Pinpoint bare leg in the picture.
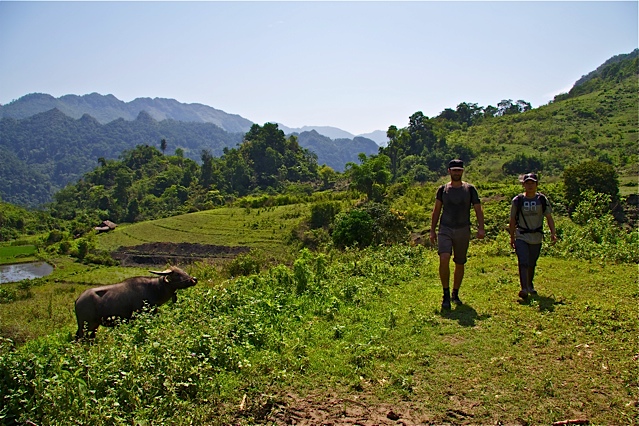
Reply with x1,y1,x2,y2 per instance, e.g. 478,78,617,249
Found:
453,263,464,290
439,253,451,288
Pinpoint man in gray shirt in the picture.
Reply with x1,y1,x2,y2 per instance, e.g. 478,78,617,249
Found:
430,159,485,310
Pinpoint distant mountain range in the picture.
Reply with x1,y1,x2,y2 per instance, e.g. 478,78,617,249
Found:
0,93,389,146
0,97,381,206
277,124,387,146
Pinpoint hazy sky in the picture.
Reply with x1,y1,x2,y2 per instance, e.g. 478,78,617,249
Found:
0,1,637,135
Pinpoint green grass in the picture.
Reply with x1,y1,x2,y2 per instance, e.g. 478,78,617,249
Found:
0,244,38,265
1,245,637,425
1,191,637,424
619,175,638,197
97,204,310,255
451,76,638,181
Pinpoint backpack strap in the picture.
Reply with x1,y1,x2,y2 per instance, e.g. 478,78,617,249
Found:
538,192,548,215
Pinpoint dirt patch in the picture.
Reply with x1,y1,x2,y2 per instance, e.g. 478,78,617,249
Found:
112,242,251,267
237,392,436,425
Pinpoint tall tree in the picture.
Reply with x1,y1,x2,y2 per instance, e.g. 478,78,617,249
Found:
345,153,391,202
200,150,214,189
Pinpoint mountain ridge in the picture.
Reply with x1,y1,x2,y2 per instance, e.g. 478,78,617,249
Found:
0,108,379,206
0,92,388,144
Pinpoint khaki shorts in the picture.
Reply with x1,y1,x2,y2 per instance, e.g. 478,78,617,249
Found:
438,225,471,264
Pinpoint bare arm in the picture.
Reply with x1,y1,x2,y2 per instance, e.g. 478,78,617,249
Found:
546,213,557,243
474,203,485,239
429,199,443,244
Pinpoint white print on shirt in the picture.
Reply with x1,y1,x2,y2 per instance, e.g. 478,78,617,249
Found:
523,200,539,212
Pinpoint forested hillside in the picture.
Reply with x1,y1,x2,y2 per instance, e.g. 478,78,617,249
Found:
0,111,377,207
0,109,243,206
48,123,323,225
296,130,379,171
381,49,637,183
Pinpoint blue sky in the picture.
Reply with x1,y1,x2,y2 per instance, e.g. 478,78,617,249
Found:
0,1,637,135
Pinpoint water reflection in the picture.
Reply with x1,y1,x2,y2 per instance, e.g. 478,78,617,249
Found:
0,262,54,283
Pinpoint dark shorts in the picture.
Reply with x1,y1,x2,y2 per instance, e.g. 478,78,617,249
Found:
438,225,471,264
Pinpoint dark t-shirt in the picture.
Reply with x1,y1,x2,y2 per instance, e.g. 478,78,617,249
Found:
436,182,481,229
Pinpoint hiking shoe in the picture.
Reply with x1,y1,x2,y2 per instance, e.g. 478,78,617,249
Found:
518,289,528,299
441,297,451,311
451,294,463,305
529,286,538,296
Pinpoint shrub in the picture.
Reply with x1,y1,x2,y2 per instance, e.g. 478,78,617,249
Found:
45,230,64,245
359,202,409,245
332,203,409,249
332,210,374,249
0,288,17,303
310,201,341,229
225,249,265,277
545,194,639,264
83,250,119,266
572,190,612,226
502,153,544,175
562,160,619,212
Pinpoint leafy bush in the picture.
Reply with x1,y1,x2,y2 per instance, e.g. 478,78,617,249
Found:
502,153,544,175
563,160,619,211
0,284,33,304
0,288,17,303
83,250,119,266
332,210,374,249
545,193,639,263
571,190,612,226
332,203,408,249
224,249,266,277
310,201,341,229
359,202,409,246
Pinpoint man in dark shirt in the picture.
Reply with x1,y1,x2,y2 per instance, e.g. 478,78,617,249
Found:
430,159,485,310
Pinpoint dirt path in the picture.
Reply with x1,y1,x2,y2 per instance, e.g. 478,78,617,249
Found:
231,391,443,425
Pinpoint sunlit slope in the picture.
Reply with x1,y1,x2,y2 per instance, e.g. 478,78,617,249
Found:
449,75,638,180
96,204,309,252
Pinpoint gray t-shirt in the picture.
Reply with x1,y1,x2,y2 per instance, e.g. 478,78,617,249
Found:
436,182,481,229
510,193,553,244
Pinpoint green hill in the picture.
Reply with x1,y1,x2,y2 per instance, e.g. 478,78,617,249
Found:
383,49,638,184
448,72,638,180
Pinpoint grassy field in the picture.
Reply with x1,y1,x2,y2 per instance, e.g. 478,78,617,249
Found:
1,242,637,424
0,244,38,265
97,204,311,254
1,196,637,425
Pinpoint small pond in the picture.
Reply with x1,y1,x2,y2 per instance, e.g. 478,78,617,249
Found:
0,262,54,284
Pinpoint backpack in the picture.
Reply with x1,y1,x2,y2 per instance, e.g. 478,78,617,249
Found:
515,192,547,234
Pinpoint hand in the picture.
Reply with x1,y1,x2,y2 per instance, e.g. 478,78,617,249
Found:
510,236,516,249
550,233,558,244
476,228,485,240
429,230,437,244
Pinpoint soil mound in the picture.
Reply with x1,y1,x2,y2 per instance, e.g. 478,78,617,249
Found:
112,242,250,267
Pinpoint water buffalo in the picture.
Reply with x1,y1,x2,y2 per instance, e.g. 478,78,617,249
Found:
75,266,197,339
